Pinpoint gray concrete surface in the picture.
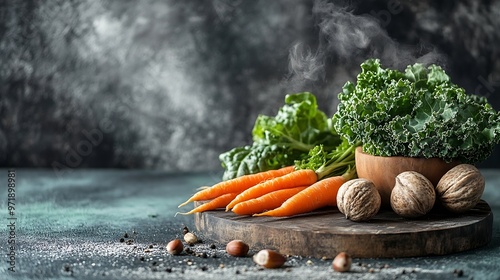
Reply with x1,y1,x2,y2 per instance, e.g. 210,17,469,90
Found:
0,168,499,280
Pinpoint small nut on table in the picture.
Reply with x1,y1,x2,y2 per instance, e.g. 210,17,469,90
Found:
252,249,286,269
436,164,485,213
184,232,198,245
226,240,249,257
332,252,352,272
166,239,184,255
390,171,435,218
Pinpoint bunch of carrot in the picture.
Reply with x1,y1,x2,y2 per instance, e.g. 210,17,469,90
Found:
177,145,357,217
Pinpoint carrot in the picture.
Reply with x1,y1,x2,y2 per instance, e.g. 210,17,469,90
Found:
225,169,318,211
253,170,353,217
232,186,308,216
177,166,295,208
176,193,238,216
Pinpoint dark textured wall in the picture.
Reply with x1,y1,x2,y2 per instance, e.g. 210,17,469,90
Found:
1,0,499,173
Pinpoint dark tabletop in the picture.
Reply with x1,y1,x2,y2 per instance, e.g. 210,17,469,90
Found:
1,168,499,280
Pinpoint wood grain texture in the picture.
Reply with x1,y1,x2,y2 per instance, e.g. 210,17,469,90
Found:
194,200,492,258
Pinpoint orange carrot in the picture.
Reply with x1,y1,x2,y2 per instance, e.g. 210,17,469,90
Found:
178,166,295,208
176,193,238,216
232,186,308,215
253,173,350,217
225,169,318,211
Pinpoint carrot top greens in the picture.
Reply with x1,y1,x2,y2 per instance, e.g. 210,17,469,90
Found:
294,141,356,180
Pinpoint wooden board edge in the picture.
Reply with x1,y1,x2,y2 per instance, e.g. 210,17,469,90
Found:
194,202,493,258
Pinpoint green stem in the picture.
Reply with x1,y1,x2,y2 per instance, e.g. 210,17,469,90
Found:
316,160,355,180
314,145,356,180
265,127,318,151
341,165,357,181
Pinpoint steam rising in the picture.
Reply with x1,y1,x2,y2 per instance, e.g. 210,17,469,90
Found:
288,0,447,88
288,43,325,83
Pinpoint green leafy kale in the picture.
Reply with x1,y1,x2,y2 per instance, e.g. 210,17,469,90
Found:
332,58,500,164
219,92,342,180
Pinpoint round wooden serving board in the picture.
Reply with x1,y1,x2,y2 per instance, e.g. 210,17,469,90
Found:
194,200,492,258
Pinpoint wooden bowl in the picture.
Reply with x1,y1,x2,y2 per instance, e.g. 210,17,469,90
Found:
355,147,460,207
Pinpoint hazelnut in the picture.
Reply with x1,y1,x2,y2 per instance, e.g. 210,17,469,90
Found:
225,240,249,257
390,171,435,218
184,232,198,245
337,178,381,222
252,249,286,268
436,164,485,213
332,252,352,272
166,239,184,255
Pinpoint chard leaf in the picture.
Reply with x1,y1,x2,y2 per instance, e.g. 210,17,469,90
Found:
220,92,341,180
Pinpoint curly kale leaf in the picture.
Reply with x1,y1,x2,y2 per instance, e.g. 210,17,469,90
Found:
220,92,342,180
333,59,500,164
